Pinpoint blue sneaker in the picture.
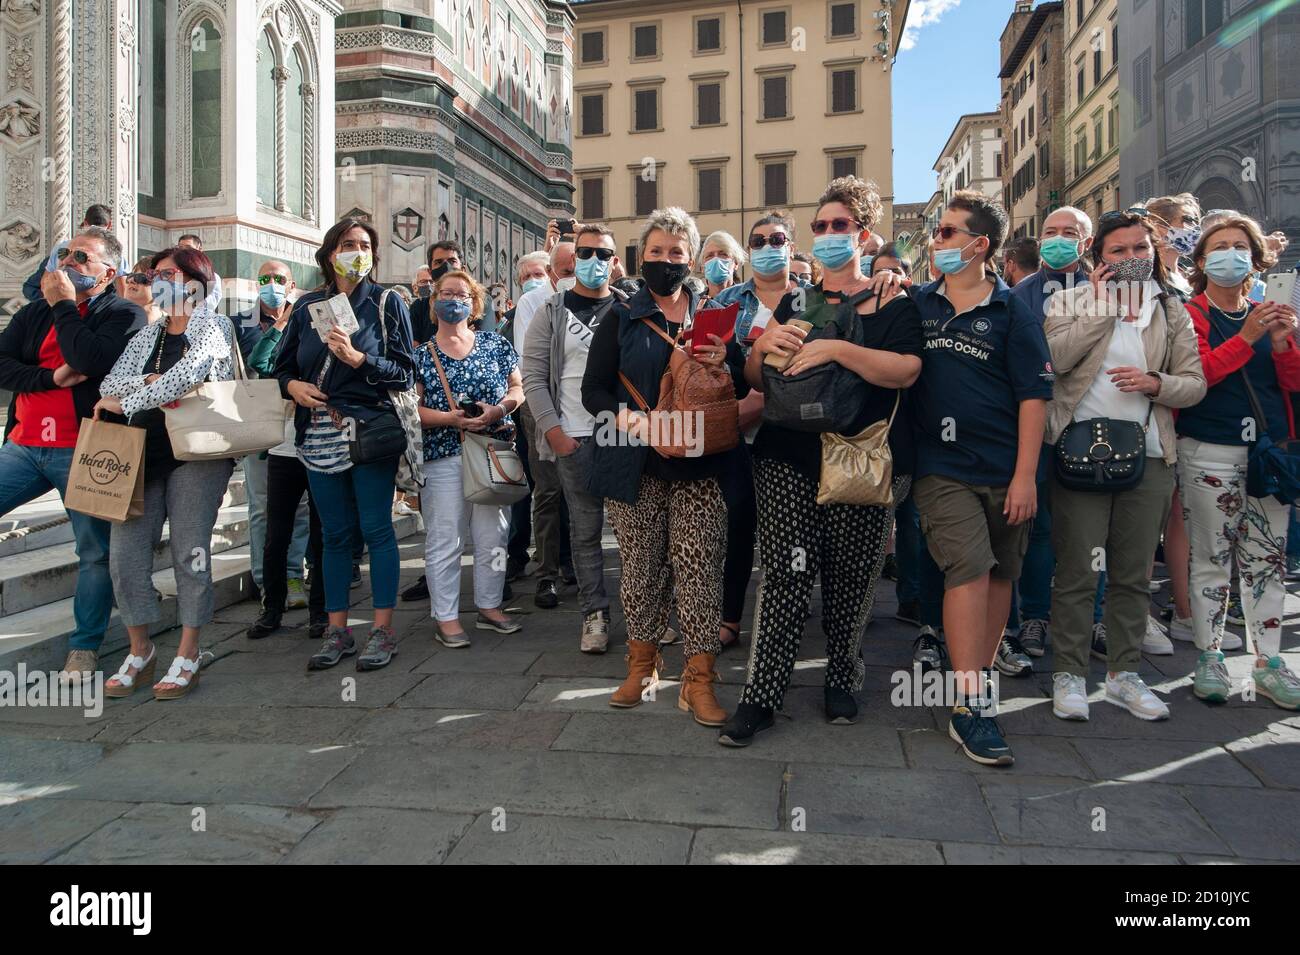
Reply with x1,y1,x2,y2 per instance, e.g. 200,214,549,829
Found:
948,705,1015,767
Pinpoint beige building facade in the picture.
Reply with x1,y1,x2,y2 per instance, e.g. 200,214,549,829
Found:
568,0,909,274
1062,0,1119,223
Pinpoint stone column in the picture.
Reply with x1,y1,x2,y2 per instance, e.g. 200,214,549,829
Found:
110,0,140,265
274,65,290,213
302,80,316,224
51,0,74,241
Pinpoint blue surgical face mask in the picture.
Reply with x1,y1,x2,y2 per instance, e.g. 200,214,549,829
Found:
703,257,733,285
435,299,472,324
751,245,790,276
933,237,980,276
862,255,875,275
812,234,857,271
151,278,189,311
62,266,100,294
258,283,288,309
1203,248,1253,287
575,255,611,290
522,277,548,295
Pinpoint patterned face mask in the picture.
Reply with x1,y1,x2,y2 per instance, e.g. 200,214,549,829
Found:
1106,256,1154,283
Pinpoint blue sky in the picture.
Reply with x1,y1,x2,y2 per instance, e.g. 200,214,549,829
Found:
891,0,1003,205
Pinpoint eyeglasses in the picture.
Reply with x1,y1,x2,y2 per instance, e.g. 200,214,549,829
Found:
931,225,982,241
810,218,860,236
56,248,107,268
436,292,472,303
575,247,615,261
152,267,182,282
748,232,791,250
257,274,289,286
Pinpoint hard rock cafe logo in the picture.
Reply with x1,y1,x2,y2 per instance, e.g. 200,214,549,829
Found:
79,450,132,486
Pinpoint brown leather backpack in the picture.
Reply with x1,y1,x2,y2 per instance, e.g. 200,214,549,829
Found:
619,318,739,459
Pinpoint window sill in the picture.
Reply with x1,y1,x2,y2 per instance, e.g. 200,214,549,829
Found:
630,127,665,134
826,108,862,117
576,131,611,139
757,114,793,123
691,122,728,130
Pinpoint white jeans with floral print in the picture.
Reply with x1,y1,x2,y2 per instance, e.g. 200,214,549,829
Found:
1176,437,1288,657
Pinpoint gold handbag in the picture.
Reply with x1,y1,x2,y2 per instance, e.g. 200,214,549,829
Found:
816,392,900,507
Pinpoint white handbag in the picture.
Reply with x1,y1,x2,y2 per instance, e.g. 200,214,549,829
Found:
164,324,292,461
428,344,530,505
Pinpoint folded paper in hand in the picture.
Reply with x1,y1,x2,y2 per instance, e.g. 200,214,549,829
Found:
308,293,360,342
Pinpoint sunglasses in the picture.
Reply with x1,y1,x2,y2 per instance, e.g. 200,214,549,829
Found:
575,247,615,261
1099,207,1153,225
124,272,152,286
257,274,289,286
810,218,861,236
931,225,983,241
56,248,106,267
748,232,790,250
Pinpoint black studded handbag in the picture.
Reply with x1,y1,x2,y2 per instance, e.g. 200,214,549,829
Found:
1053,407,1153,492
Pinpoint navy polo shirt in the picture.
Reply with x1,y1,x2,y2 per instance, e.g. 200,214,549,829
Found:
910,276,1055,487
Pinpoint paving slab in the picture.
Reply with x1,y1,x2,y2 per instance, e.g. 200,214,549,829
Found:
902,728,1094,778
689,828,944,865
122,705,365,745
395,673,540,710
348,708,570,750
0,798,132,863
1071,737,1262,787
940,843,1180,864
283,807,473,865
1223,726,1300,789
446,812,693,864
1181,786,1300,861
0,736,104,804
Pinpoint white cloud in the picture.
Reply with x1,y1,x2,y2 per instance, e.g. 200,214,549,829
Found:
899,0,961,51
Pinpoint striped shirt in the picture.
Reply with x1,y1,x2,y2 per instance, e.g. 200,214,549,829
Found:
299,407,352,473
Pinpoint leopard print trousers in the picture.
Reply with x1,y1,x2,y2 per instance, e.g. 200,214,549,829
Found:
606,474,726,658
740,458,909,710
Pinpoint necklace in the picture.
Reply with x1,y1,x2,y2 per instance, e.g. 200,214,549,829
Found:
1214,302,1250,321
153,324,188,374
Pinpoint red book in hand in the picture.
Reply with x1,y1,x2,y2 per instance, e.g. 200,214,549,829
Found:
687,302,738,352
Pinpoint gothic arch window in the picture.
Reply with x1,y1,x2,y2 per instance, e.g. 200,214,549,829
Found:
253,3,319,223
286,48,307,215
186,14,225,200
256,30,279,206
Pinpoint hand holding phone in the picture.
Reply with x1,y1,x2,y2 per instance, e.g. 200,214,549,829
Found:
457,393,483,417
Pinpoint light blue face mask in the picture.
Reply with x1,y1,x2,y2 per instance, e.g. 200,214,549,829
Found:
258,283,288,309
862,255,875,275
703,257,733,285
933,237,980,276
62,266,99,295
751,245,790,276
522,277,548,295
575,255,611,290
151,278,189,311
1203,248,1253,287
812,234,857,271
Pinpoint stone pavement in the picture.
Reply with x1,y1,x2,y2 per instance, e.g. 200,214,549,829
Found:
2,534,1298,865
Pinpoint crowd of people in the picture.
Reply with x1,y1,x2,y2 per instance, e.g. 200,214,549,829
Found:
1,181,1297,767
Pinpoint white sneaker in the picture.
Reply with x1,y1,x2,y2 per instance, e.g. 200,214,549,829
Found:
1052,672,1090,721
1148,579,1163,594
1105,671,1170,720
1168,615,1195,642
1141,616,1174,655
1220,630,1243,651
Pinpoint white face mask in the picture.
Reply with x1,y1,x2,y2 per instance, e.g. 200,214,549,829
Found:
555,276,577,293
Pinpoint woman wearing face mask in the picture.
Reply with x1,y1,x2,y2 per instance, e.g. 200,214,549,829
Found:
720,177,923,746
95,246,238,700
700,231,745,299
1175,215,1300,711
273,216,415,673
581,206,748,727
116,257,164,326
414,271,525,647
1041,210,1206,723
1144,194,1201,301
712,213,801,653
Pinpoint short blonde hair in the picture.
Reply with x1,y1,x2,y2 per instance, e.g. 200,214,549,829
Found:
1144,193,1201,229
701,230,747,267
639,206,700,260
434,270,485,324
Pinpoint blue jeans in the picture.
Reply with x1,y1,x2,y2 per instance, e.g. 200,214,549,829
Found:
0,441,113,650
306,458,400,613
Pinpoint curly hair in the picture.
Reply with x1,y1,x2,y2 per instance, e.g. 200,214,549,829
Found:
434,269,486,325
1188,214,1275,298
816,176,884,231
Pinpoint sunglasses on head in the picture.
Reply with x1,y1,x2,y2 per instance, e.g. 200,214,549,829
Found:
257,274,289,286
1099,207,1153,225
748,232,790,249
931,225,983,241
810,218,860,236
574,247,615,261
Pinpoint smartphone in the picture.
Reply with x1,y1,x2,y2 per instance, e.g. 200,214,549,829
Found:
457,394,483,417
1264,271,1297,306
556,219,576,238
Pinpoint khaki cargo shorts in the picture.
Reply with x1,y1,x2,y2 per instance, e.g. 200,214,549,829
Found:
913,474,1031,588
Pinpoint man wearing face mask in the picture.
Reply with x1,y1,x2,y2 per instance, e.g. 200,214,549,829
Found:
0,227,141,683
410,241,464,344
521,225,627,651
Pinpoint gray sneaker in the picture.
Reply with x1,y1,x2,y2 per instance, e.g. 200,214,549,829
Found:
308,626,356,670
357,625,397,671
580,610,610,654
1019,618,1048,657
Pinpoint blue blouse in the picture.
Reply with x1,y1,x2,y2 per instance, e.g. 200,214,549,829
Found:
415,331,519,461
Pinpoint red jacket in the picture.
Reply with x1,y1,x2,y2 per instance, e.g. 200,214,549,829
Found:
1184,292,1300,439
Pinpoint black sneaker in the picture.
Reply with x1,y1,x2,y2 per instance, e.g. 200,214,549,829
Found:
534,578,558,609
308,615,328,640
881,553,899,582
560,563,577,586
1090,622,1108,661
995,632,1034,677
948,704,1014,766
824,686,859,724
912,626,946,674
895,600,921,626
247,610,282,640
1019,618,1048,657
718,702,775,747
400,576,429,602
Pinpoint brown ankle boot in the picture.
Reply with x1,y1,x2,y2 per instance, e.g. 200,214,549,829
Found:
609,639,662,708
678,653,726,726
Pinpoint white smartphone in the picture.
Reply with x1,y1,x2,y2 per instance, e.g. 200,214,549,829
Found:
1264,271,1297,306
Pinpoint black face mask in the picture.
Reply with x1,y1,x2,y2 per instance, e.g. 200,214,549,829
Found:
641,260,691,297
429,260,453,282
